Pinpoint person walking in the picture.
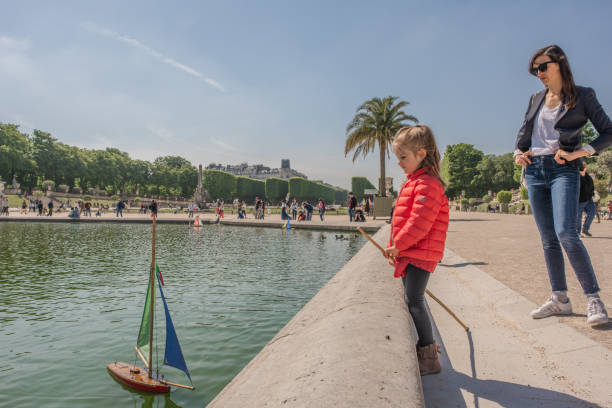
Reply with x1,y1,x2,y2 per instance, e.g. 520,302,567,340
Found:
280,200,290,220
384,125,449,376
348,192,357,222
317,198,326,221
21,199,27,215
47,200,54,216
37,199,43,216
577,168,596,237
115,200,124,217
593,186,601,224
188,202,194,218
149,200,158,217
514,45,612,326
290,198,298,220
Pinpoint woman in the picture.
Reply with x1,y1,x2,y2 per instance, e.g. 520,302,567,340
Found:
515,45,612,326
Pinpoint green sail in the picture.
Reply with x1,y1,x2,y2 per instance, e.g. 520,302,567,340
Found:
136,271,153,366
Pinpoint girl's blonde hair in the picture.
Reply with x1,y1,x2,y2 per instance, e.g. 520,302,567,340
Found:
392,125,446,188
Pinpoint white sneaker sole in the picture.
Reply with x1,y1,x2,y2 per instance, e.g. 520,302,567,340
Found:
587,316,609,327
531,309,572,319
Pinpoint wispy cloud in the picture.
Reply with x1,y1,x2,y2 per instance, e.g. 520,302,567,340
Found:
0,35,31,52
80,22,226,92
147,124,174,142
210,137,238,152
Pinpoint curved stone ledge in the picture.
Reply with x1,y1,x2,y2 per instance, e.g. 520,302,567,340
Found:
208,225,425,408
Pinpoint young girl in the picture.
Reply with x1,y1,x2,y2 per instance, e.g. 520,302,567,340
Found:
384,125,449,376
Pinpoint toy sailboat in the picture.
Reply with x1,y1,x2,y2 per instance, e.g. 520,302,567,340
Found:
107,216,195,393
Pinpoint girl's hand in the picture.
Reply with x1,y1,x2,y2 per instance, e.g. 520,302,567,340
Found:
515,151,532,166
385,246,400,258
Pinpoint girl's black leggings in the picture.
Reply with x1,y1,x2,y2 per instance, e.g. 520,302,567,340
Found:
401,264,434,347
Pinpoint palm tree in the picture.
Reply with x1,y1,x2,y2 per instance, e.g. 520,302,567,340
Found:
345,96,418,197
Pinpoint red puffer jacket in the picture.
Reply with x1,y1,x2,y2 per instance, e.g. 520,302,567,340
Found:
388,168,449,277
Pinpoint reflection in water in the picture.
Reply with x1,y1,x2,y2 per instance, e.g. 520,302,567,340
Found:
0,222,364,407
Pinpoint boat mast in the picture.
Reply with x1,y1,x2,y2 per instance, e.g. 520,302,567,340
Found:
149,215,156,378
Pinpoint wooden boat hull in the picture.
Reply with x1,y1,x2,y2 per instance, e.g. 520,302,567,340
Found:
107,362,170,393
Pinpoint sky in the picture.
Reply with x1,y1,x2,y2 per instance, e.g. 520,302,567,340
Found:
2,1,612,190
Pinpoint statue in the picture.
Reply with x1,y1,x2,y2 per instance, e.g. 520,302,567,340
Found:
12,176,20,190
194,164,204,206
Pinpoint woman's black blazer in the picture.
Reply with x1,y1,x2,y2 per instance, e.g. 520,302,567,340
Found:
515,86,612,155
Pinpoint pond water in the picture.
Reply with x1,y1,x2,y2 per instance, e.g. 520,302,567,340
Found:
0,222,365,407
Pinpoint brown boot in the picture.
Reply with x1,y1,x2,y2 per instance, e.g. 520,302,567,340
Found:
416,343,441,375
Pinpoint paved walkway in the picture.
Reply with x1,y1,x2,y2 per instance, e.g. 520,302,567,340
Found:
423,248,611,407
445,211,611,349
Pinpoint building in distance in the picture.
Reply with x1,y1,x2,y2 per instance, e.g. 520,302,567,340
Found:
205,159,307,180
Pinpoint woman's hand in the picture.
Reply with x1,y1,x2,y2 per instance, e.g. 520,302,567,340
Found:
554,149,588,164
515,151,533,166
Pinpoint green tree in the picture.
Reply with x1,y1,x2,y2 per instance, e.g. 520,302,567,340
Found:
345,96,418,197
444,143,484,198
0,123,37,190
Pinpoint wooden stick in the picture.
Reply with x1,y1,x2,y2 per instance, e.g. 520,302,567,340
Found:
357,227,470,332
160,379,195,390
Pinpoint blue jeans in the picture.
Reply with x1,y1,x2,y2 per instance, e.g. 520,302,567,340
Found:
525,155,599,294
577,200,596,234
348,208,355,222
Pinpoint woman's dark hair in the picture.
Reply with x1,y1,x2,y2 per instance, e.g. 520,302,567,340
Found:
529,45,578,109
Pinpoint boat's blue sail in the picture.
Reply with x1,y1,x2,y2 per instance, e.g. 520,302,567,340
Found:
156,266,192,382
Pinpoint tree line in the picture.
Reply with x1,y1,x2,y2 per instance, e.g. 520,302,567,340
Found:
0,123,197,198
441,123,612,200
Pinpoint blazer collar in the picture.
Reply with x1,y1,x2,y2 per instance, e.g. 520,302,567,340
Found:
528,88,570,125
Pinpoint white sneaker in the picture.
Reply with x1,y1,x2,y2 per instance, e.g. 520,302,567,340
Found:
531,295,572,319
586,297,609,326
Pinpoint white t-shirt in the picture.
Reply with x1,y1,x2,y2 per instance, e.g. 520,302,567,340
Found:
531,103,561,156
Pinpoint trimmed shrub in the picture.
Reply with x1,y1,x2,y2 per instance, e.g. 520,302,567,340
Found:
288,177,309,201
203,170,236,201
288,177,335,203
520,187,529,200
497,190,512,204
265,178,288,202
133,197,140,203
482,193,493,203
83,195,92,201
71,186,82,194
57,184,69,193
477,203,489,212
594,178,609,200
351,177,376,200
41,180,55,191
236,177,265,202
335,188,348,205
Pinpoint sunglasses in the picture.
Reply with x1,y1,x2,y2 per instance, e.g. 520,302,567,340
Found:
530,60,556,76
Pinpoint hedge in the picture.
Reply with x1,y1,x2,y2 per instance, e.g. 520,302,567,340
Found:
335,188,348,205
265,178,289,202
288,177,335,203
203,170,236,201
236,177,265,202
351,177,376,200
